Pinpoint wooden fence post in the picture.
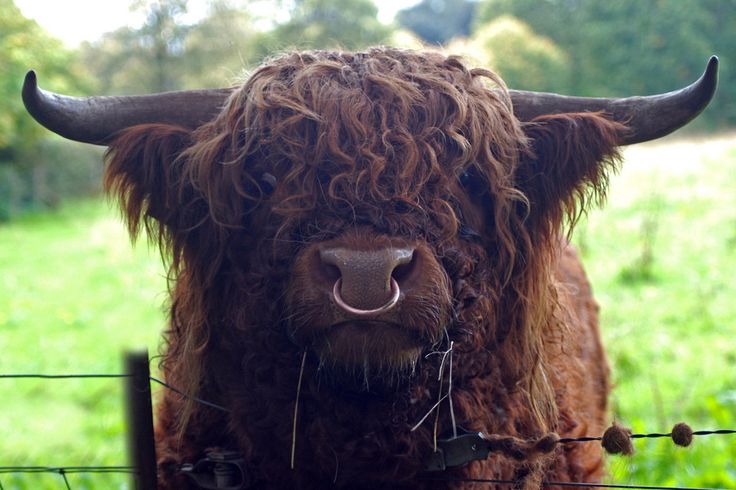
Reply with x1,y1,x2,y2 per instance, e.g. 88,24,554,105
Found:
125,350,158,490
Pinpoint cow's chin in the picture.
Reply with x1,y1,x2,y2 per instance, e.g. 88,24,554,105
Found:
310,321,424,394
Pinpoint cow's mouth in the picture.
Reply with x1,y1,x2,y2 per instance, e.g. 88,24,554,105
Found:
309,320,424,391
313,320,424,368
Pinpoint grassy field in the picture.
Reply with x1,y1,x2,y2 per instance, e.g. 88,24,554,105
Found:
0,200,165,489
576,135,736,488
1,135,735,489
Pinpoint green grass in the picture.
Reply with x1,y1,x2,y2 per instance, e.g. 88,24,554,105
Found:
0,200,165,490
576,135,736,487
1,135,735,489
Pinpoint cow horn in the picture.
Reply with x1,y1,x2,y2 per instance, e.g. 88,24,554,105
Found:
22,70,233,145
25,57,718,146
510,56,719,144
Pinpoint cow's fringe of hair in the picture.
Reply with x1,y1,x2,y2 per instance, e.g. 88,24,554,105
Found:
103,47,624,486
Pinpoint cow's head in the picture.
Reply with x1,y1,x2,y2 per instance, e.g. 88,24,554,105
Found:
24,48,717,406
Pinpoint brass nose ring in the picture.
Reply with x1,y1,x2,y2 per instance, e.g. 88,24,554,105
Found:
332,277,400,316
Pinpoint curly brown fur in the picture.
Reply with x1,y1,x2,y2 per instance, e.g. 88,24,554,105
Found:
104,47,623,488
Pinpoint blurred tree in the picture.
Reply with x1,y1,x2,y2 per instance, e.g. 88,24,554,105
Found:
697,0,736,127
450,16,569,93
80,27,152,94
397,0,477,44
80,0,191,93
0,0,87,152
389,28,427,50
575,1,712,97
183,0,267,87
474,0,587,93
269,0,391,50
0,0,98,218
134,0,190,92
474,0,733,126
76,0,398,120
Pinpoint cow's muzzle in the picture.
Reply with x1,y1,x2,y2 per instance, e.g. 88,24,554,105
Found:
318,246,415,316
286,234,451,378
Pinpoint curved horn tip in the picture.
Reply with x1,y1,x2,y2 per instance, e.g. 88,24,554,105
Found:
22,70,46,130
22,70,38,103
703,55,719,91
706,55,719,73
24,70,38,88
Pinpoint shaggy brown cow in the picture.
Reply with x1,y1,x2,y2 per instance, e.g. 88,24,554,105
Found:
24,48,717,489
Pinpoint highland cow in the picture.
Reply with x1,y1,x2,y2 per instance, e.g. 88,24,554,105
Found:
24,48,717,489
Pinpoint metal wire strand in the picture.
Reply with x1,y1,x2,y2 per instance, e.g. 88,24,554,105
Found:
0,466,135,490
0,466,135,474
0,372,230,413
149,376,230,413
559,429,736,444
0,374,131,379
59,470,71,490
2,372,735,489
4,374,730,441
422,476,727,490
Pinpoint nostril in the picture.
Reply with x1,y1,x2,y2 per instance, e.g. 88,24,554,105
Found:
391,252,416,283
320,262,341,283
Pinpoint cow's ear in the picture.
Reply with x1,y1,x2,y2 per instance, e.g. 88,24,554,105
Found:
517,112,626,232
104,124,194,242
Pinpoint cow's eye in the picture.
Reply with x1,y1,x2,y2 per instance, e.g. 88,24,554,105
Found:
458,165,485,196
458,165,488,199
459,169,473,188
260,172,277,195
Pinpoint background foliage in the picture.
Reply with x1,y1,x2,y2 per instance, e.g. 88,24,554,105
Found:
473,0,734,126
0,0,102,220
1,0,734,217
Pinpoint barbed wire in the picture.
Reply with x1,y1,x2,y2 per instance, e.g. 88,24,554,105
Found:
559,430,736,444
558,429,736,444
2,372,735,490
0,373,131,379
0,466,134,490
149,376,230,413
422,476,729,490
1,466,730,490
1,373,145,490
0,466,135,473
